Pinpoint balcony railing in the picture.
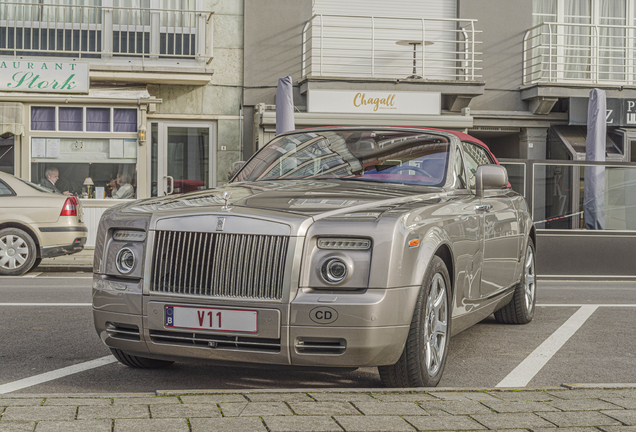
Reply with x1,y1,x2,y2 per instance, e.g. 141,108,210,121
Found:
0,2,213,64
301,14,482,81
524,22,636,85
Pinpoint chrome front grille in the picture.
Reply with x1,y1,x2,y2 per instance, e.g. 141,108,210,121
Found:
150,231,289,300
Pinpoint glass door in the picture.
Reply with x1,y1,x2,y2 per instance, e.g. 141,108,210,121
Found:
150,121,216,197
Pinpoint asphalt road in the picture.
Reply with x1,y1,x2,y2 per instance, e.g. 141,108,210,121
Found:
0,273,634,395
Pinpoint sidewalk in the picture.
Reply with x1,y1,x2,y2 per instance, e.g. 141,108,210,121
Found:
38,248,94,272
1,385,635,431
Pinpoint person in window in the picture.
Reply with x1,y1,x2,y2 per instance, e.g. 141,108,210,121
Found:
39,167,72,196
111,172,135,199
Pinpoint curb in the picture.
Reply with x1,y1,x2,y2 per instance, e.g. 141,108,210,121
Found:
2,384,635,399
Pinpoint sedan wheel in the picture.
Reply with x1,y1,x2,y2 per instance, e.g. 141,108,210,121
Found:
379,255,451,387
494,238,536,324
0,228,37,276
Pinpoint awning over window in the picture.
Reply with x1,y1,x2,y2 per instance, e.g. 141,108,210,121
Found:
0,102,24,137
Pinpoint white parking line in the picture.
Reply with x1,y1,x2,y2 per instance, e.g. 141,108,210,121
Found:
22,272,42,278
0,303,91,306
0,356,117,394
496,305,598,388
538,303,636,307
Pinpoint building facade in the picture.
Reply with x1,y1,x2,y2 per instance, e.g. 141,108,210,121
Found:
242,0,636,277
0,0,243,246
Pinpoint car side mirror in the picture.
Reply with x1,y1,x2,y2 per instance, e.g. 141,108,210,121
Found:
475,165,508,198
227,161,246,181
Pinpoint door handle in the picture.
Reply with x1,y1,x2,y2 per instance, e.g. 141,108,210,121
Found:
474,204,493,212
165,175,174,195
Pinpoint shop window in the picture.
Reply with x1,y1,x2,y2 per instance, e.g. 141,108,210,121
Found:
31,107,56,131
0,136,14,174
30,137,138,199
87,108,111,132
113,109,137,132
58,107,83,132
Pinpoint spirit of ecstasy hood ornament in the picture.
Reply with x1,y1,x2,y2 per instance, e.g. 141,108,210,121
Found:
221,191,233,212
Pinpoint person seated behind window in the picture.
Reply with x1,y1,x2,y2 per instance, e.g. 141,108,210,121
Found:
39,167,72,196
112,172,135,199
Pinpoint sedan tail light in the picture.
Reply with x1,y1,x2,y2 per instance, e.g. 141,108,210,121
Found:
60,196,78,216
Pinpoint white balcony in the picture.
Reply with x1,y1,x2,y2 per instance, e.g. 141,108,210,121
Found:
301,14,482,81
524,22,636,86
0,1,213,70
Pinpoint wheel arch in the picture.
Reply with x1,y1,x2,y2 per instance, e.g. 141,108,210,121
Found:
0,222,42,256
413,226,455,295
529,225,536,248
434,242,454,297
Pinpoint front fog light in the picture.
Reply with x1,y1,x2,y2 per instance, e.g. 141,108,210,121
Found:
116,247,135,274
321,257,348,284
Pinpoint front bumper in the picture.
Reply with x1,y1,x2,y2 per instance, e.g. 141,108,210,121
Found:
41,237,86,258
93,276,420,368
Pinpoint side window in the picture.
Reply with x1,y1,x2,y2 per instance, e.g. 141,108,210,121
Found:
454,147,467,189
0,180,15,196
462,141,494,191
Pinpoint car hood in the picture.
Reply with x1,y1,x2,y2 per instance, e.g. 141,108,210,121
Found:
118,180,445,233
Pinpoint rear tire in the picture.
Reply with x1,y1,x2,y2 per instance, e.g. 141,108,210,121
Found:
110,348,174,369
31,257,42,271
0,228,37,276
379,255,451,387
494,238,536,325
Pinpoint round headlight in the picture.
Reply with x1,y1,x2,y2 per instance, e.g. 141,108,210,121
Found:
320,257,348,284
116,247,135,274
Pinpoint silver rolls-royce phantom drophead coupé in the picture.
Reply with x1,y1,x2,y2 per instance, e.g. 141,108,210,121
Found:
93,127,536,387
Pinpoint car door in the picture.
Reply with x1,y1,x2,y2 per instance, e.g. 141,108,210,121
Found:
462,141,520,298
446,144,483,307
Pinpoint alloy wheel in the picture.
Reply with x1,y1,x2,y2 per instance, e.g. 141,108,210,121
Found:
0,235,29,270
423,273,448,376
524,246,536,314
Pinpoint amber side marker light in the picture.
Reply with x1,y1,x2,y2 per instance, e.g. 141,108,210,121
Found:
409,239,420,248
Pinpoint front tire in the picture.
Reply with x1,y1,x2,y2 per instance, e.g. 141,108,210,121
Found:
494,238,536,324
110,348,174,369
379,255,451,387
0,228,37,276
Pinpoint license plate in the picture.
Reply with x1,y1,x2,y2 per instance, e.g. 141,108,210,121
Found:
165,305,258,333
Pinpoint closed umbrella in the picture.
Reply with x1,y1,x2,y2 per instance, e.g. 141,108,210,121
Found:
275,76,295,135
584,88,606,230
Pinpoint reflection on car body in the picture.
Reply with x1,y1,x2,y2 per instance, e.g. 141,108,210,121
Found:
93,127,536,387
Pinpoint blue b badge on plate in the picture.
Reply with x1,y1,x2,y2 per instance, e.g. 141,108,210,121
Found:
165,306,174,326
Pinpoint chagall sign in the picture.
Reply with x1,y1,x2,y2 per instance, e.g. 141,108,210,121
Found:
308,89,441,115
0,61,89,94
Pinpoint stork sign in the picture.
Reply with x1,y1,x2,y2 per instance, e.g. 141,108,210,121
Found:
0,61,89,94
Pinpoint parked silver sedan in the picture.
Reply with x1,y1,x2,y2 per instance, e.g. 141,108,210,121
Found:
93,127,535,387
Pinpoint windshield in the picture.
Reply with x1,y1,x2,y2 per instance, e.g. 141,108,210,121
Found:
235,130,450,186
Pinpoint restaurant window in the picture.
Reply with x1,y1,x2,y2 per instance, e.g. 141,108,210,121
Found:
30,106,138,133
113,109,137,132
87,108,111,132
30,138,137,199
0,136,14,174
31,107,56,131
58,107,83,132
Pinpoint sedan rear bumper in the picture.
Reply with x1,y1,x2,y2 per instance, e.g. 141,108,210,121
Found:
41,237,86,258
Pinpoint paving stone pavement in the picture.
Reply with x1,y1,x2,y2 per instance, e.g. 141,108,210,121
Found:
0,385,634,432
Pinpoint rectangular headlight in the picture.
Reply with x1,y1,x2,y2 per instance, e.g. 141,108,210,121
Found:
113,230,146,242
317,237,371,250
